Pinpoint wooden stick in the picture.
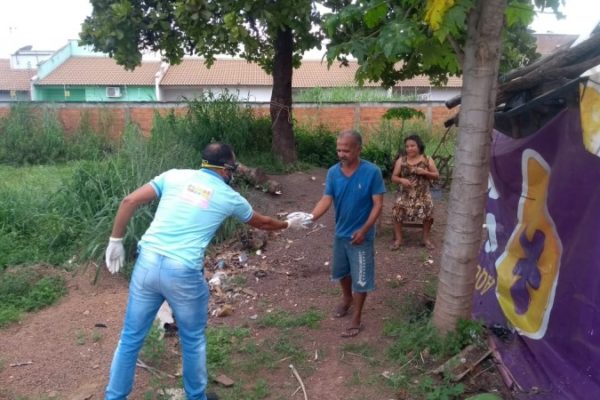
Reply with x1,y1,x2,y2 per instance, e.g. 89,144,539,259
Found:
292,386,302,396
136,359,175,379
289,364,308,400
10,361,32,367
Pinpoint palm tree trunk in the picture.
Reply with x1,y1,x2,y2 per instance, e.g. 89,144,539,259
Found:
432,0,507,332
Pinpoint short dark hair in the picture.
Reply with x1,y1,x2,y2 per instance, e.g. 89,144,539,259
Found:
404,134,425,154
202,142,235,166
338,130,362,147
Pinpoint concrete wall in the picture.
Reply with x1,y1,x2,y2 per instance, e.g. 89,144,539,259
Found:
0,102,457,138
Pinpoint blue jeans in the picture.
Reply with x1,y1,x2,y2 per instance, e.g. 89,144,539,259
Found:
105,248,210,400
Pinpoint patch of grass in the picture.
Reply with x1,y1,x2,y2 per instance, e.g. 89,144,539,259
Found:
75,330,86,346
216,378,269,400
0,267,66,327
141,322,167,367
348,370,363,386
384,295,485,363
207,326,250,372
92,330,103,343
0,163,81,267
237,332,308,372
415,376,465,400
294,86,418,102
257,307,323,329
342,342,379,366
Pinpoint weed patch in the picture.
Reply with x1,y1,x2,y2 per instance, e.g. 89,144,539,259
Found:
0,267,66,327
258,307,323,329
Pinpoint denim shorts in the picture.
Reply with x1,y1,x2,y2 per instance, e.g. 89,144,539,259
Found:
331,237,375,292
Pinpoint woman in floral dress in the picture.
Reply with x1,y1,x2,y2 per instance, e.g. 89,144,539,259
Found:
390,134,439,250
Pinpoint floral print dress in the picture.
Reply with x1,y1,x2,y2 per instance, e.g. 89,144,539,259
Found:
392,155,434,224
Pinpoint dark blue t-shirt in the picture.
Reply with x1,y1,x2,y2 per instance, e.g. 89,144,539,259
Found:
324,160,385,240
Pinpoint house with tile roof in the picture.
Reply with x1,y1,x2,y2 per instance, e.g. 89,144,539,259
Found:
31,40,160,102
158,58,463,102
12,34,579,103
0,46,53,101
0,60,36,101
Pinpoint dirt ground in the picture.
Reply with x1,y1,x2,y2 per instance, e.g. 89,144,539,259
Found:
0,167,510,400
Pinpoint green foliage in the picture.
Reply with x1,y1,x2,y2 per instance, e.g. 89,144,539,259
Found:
0,104,66,165
323,0,562,87
384,295,485,363
216,378,270,400
0,267,66,327
294,87,418,102
383,107,425,122
417,376,465,400
80,0,323,72
236,332,308,373
141,322,167,367
207,326,250,372
258,307,324,329
295,124,338,167
0,104,112,166
0,97,281,269
181,93,272,156
0,163,82,267
361,120,438,177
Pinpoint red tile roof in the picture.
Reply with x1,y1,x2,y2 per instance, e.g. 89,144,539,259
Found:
535,34,578,56
37,57,160,86
161,59,463,88
0,59,35,91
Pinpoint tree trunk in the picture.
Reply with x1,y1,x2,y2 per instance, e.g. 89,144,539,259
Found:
432,0,507,333
271,28,297,164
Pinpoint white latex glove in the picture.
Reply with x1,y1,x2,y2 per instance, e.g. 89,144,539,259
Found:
105,237,125,274
286,212,314,230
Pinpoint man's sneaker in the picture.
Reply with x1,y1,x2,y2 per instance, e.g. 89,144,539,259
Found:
206,393,219,400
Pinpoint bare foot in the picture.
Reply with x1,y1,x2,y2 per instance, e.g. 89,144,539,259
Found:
390,241,402,251
422,240,435,250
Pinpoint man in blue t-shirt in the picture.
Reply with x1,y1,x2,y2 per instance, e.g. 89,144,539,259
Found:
310,130,385,338
103,143,307,400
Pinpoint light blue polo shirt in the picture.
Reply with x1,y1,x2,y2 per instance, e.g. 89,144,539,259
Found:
138,168,253,269
325,159,385,240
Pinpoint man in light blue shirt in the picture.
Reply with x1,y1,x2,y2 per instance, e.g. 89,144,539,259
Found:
310,130,385,338
103,143,306,400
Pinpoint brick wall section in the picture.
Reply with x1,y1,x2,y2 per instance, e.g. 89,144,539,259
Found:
0,102,455,137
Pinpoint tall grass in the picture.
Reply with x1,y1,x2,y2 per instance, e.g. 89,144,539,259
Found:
0,96,451,271
0,104,113,165
294,86,419,102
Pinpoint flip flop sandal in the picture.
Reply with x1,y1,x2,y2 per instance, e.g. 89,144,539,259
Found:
341,325,363,338
333,303,351,318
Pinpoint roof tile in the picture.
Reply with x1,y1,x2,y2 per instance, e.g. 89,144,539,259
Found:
37,57,160,86
161,59,463,88
0,59,35,91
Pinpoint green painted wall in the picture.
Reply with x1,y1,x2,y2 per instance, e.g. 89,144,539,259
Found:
35,86,156,102
37,87,86,102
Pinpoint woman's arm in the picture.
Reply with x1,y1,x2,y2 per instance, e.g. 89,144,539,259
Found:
415,157,440,180
390,157,412,187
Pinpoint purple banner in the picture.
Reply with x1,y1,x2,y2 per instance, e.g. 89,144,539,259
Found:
474,108,600,399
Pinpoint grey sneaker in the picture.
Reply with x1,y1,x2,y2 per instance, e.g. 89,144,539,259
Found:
206,393,219,400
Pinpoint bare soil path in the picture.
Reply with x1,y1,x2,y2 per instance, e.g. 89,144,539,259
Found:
0,168,509,400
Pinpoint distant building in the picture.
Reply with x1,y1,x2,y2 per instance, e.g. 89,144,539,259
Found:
534,33,578,57
0,46,53,101
1,34,582,103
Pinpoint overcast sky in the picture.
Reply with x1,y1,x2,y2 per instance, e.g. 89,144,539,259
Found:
0,0,597,59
